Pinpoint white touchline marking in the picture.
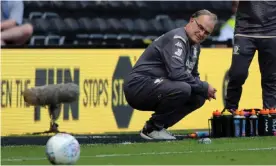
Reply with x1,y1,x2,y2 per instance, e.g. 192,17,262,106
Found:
2,147,276,162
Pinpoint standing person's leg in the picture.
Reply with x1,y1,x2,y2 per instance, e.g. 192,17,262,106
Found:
257,38,276,109
225,36,257,110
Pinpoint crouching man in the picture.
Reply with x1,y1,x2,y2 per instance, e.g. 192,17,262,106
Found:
123,10,218,140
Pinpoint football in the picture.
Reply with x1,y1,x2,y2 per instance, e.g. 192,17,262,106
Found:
46,133,80,165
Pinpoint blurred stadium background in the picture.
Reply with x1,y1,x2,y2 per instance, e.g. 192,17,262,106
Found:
20,1,233,48
3,1,276,165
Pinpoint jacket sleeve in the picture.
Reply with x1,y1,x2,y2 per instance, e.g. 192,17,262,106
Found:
161,37,209,97
191,55,208,94
191,57,200,78
191,47,202,80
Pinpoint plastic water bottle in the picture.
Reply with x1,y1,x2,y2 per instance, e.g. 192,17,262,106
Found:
239,110,246,137
198,138,212,144
221,110,233,137
258,109,271,136
195,131,210,138
211,110,222,138
233,110,241,137
269,108,276,133
249,109,258,136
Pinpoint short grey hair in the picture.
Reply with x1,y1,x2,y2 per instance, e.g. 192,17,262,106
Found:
191,9,218,24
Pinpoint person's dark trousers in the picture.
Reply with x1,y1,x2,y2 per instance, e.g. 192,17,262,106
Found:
225,36,276,109
124,76,206,130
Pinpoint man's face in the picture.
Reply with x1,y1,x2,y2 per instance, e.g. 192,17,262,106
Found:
188,15,215,44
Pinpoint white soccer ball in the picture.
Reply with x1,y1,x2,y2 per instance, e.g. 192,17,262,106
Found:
46,133,80,165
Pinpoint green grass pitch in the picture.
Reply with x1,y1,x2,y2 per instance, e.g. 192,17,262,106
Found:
2,136,276,165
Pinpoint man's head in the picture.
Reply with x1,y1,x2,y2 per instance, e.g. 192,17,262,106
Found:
185,9,217,44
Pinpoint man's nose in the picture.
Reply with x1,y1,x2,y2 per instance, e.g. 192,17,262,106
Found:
199,30,205,37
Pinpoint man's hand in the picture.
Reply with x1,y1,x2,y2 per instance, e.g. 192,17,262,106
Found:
207,84,217,101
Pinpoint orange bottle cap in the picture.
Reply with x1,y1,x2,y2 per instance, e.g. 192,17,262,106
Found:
269,108,276,114
213,110,221,116
190,133,196,138
260,109,269,114
251,109,256,115
239,110,245,116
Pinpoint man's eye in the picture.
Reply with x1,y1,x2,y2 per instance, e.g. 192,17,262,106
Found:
199,26,205,31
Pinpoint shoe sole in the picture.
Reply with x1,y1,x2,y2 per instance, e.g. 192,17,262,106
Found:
140,131,153,140
140,131,176,140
